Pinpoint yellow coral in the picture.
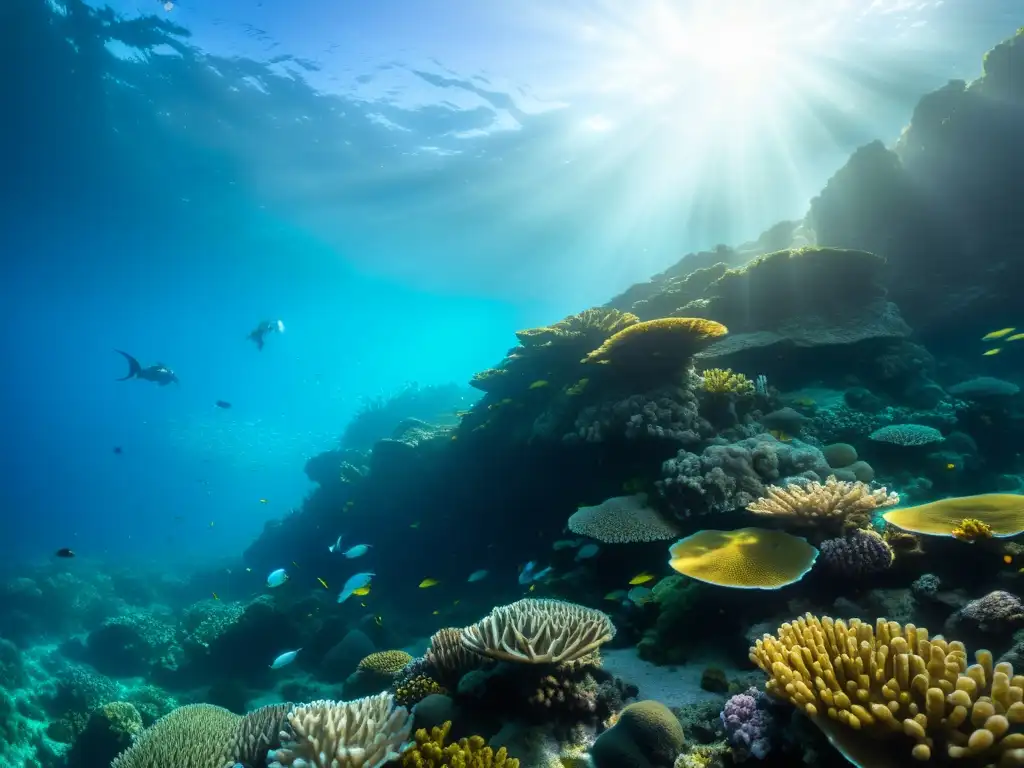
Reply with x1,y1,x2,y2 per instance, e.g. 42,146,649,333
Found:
516,309,639,348
747,476,898,527
751,613,1024,765
667,528,817,589
394,674,447,708
700,368,754,395
582,317,728,366
358,650,413,676
400,721,519,768
883,493,1024,538
469,368,508,393
952,517,994,542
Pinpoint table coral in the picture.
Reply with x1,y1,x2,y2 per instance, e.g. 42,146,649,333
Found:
568,494,679,544
667,528,818,589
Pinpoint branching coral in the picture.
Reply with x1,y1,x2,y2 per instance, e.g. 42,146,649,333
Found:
400,721,519,768
952,518,994,542
750,613,1024,764
267,693,413,768
110,704,241,768
568,494,679,543
461,598,615,664
746,475,898,530
700,368,754,395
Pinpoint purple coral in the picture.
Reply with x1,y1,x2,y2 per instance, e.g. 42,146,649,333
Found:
721,687,773,761
955,591,1024,633
818,530,894,577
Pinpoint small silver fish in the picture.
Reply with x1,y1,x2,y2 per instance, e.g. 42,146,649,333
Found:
270,649,300,669
343,544,371,559
468,569,489,583
575,543,600,561
328,535,343,553
266,568,288,588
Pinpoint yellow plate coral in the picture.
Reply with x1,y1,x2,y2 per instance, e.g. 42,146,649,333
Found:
667,527,818,589
582,317,728,366
882,493,1024,537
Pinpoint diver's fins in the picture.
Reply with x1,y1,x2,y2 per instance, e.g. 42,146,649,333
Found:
114,350,142,381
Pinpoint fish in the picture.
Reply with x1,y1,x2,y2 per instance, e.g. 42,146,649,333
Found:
113,350,179,386
982,328,1016,340
529,380,549,389
1004,555,1013,564
552,539,580,551
353,585,371,596
983,348,1002,356
467,569,489,583
215,400,232,409
528,584,536,592
55,547,76,559
946,463,956,470
337,572,374,603
627,586,654,605
433,610,440,615
112,446,122,454
419,578,440,589
269,649,300,669
259,499,268,504
292,561,300,568
768,429,791,442
248,319,285,351
1007,333,1024,341
343,544,371,559
518,562,537,585
209,521,215,528
629,572,656,586
212,592,219,600
266,568,289,588
532,566,553,581
328,535,343,553
604,590,628,601
409,522,420,529
575,543,600,561
374,615,383,626
317,578,329,589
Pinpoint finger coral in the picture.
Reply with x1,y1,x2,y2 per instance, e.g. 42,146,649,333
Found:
668,528,818,589
110,703,241,768
750,613,1024,764
568,494,679,543
267,693,413,768
883,493,1024,538
700,368,754,395
746,475,898,530
461,598,615,664
400,721,519,768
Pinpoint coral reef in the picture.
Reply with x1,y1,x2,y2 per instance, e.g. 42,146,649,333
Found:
401,720,519,768
591,700,685,768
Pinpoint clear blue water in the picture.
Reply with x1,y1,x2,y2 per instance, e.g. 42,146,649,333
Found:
1,0,1019,571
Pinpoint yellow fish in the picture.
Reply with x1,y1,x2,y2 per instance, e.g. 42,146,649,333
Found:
529,380,549,389
353,585,371,596
946,463,955,470
1007,333,1024,342
983,348,1002,356
259,499,268,504
768,429,791,442
212,592,219,600
528,584,536,592
419,578,440,589
629,572,656,586
317,578,329,589
982,328,1015,340
1004,555,1013,564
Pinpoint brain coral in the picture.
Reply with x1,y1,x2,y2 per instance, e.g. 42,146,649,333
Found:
461,598,615,664
882,493,1024,537
110,703,241,768
568,494,679,543
267,692,413,768
591,700,685,768
667,528,818,589
750,612,1024,764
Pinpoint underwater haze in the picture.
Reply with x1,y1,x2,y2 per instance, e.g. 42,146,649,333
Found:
2,1,1024,766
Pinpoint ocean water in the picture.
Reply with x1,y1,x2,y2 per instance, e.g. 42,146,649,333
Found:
2,1,1024,766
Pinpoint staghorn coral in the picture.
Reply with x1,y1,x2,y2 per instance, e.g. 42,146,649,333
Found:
700,368,754,395
461,598,615,664
267,693,413,768
817,529,895,577
424,628,487,685
400,721,519,768
750,612,1024,764
394,675,448,709
568,494,679,543
746,475,898,530
667,528,818,589
882,493,1024,538
359,651,414,676
110,703,241,768
582,317,728,368
952,518,994,542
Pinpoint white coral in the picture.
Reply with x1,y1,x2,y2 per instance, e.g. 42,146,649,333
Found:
266,693,412,768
